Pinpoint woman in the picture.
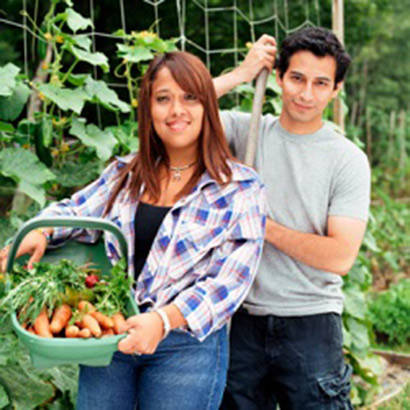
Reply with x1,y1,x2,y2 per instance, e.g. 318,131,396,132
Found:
0,52,266,410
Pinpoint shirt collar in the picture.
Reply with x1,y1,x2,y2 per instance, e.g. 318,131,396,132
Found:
115,154,256,196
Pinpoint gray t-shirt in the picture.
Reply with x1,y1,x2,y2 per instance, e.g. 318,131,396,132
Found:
221,111,371,316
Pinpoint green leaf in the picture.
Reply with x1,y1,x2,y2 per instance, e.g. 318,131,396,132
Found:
37,84,88,114
343,286,366,319
266,73,282,94
18,180,46,207
66,73,89,87
116,44,154,63
342,323,352,348
0,385,10,408
0,361,54,410
66,8,93,33
107,124,139,153
0,148,54,185
362,231,380,252
71,47,109,73
164,39,178,52
72,34,92,51
42,365,78,406
0,82,31,121
0,63,20,96
383,251,400,271
52,159,102,187
85,77,130,113
234,83,255,94
112,29,126,37
0,121,15,133
0,147,55,207
346,317,369,355
69,118,117,161
268,98,282,114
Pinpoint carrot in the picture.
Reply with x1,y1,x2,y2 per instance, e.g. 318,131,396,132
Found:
78,300,96,313
27,326,36,335
65,325,80,338
91,311,114,329
50,304,72,334
112,313,126,334
102,328,115,337
34,308,53,338
78,328,91,338
81,314,102,337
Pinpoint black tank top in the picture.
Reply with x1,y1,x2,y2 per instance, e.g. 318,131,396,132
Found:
133,202,171,280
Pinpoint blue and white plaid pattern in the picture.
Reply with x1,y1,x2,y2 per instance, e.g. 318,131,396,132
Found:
39,155,266,341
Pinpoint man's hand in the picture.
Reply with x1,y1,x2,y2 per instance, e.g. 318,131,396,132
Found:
213,34,277,98
237,34,277,83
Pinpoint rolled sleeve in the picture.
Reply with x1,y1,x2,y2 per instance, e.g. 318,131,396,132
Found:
37,160,122,243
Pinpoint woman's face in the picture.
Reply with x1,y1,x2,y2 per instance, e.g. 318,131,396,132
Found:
150,67,204,157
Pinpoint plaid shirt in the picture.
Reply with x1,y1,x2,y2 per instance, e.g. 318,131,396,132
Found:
39,155,266,341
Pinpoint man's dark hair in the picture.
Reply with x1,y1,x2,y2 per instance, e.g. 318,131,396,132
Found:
276,26,351,87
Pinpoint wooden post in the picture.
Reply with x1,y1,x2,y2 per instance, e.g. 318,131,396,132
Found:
365,107,372,163
332,0,345,132
398,110,407,175
387,110,396,162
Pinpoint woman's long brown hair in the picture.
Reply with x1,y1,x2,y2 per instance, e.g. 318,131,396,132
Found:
104,51,234,215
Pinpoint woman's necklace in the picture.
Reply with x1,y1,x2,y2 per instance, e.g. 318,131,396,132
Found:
169,161,197,181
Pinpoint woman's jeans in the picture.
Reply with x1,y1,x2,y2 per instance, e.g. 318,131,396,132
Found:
77,326,228,410
221,309,353,410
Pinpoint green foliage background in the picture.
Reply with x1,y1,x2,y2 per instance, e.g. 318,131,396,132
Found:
0,0,408,408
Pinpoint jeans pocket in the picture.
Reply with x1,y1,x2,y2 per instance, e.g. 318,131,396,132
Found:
317,364,353,409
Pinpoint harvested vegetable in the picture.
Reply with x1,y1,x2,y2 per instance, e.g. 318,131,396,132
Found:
81,314,102,338
78,300,96,313
102,328,115,337
112,313,126,334
91,311,114,329
85,274,99,288
78,328,91,338
1,258,134,339
65,325,80,338
34,308,53,338
50,304,72,334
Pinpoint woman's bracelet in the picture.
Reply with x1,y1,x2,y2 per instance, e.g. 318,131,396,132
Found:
155,308,171,340
35,228,52,242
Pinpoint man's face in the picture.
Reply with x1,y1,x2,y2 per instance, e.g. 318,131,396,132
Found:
276,50,342,130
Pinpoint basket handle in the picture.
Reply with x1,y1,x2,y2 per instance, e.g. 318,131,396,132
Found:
6,216,128,273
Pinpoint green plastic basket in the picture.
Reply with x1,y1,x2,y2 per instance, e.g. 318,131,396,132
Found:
6,216,139,369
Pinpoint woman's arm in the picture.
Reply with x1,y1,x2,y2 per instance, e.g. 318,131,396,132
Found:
37,160,122,243
0,160,123,271
118,183,265,354
171,180,266,341
117,304,187,355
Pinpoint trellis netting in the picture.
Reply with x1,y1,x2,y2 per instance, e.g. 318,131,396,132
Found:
1,0,324,81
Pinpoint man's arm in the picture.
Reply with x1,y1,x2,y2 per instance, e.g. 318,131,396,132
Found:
213,34,277,98
265,216,367,275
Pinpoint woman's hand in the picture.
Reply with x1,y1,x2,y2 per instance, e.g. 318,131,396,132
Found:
0,230,48,273
117,312,164,355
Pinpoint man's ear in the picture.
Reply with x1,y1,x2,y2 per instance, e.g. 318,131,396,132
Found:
332,81,344,99
275,68,283,88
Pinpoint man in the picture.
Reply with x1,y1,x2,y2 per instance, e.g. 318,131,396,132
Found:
214,27,371,409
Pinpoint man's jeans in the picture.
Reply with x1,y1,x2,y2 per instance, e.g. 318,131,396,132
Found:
77,326,228,410
221,309,353,410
